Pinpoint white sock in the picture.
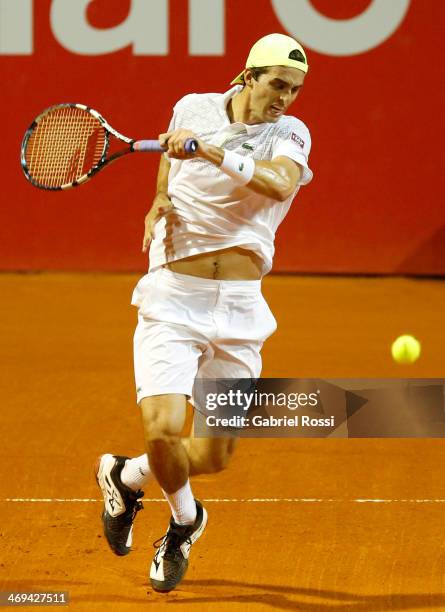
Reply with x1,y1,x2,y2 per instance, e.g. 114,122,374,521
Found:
120,454,152,491
163,480,197,525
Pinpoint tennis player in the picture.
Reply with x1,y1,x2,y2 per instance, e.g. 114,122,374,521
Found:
96,33,313,592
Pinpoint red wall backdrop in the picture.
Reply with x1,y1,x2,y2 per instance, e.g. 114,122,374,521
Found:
1,0,444,274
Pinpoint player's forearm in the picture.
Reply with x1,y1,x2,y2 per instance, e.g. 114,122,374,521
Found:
244,160,295,201
200,145,294,202
199,144,224,166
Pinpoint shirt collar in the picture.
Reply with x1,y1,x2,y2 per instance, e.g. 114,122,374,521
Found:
220,86,270,135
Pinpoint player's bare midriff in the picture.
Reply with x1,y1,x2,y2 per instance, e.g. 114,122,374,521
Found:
163,246,262,280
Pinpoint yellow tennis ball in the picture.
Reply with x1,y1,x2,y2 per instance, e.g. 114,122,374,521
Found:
391,335,421,364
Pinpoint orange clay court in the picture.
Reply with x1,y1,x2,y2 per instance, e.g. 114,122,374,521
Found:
1,272,445,611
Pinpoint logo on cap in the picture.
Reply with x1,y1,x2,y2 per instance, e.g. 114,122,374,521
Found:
288,49,306,64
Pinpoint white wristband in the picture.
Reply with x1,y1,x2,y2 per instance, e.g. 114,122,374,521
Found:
220,150,255,186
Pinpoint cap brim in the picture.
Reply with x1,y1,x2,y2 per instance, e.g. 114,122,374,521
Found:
230,70,245,85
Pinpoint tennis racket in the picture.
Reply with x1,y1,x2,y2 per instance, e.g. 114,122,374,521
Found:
20,103,198,191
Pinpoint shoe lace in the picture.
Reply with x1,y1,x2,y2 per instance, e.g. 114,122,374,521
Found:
132,499,144,519
122,491,144,525
153,525,192,560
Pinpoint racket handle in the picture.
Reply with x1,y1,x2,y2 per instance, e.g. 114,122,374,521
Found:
133,138,198,154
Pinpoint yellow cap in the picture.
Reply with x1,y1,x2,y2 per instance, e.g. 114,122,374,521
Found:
231,33,308,85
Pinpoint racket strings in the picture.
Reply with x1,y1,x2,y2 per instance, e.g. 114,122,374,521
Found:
25,107,106,188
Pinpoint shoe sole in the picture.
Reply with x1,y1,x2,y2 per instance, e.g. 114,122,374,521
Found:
151,506,208,593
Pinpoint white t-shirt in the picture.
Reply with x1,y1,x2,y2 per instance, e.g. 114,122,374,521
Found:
149,85,313,276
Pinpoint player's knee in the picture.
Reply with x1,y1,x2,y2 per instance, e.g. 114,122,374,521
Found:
140,395,185,440
186,437,238,475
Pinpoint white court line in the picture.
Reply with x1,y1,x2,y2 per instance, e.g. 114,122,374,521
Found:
3,498,445,504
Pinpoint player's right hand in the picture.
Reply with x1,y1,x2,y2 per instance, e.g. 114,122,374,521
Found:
159,129,201,159
142,193,172,252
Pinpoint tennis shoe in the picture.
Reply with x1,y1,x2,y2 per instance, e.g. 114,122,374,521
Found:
95,453,144,556
150,499,207,592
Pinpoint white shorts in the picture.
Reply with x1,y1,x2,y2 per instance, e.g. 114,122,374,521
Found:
132,268,277,404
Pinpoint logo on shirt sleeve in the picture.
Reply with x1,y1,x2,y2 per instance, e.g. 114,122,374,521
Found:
291,132,305,149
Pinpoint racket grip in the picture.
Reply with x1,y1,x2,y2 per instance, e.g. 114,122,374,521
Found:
133,138,198,154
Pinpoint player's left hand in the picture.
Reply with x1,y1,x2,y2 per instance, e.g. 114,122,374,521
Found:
159,129,203,159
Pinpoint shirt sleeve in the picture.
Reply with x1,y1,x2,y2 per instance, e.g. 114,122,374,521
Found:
272,119,313,186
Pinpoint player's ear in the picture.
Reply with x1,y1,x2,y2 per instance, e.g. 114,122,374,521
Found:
243,69,254,88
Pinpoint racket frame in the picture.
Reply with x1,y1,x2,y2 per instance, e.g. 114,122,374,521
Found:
21,103,136,191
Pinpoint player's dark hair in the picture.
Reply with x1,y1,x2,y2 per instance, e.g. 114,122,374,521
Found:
240,67,270,85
